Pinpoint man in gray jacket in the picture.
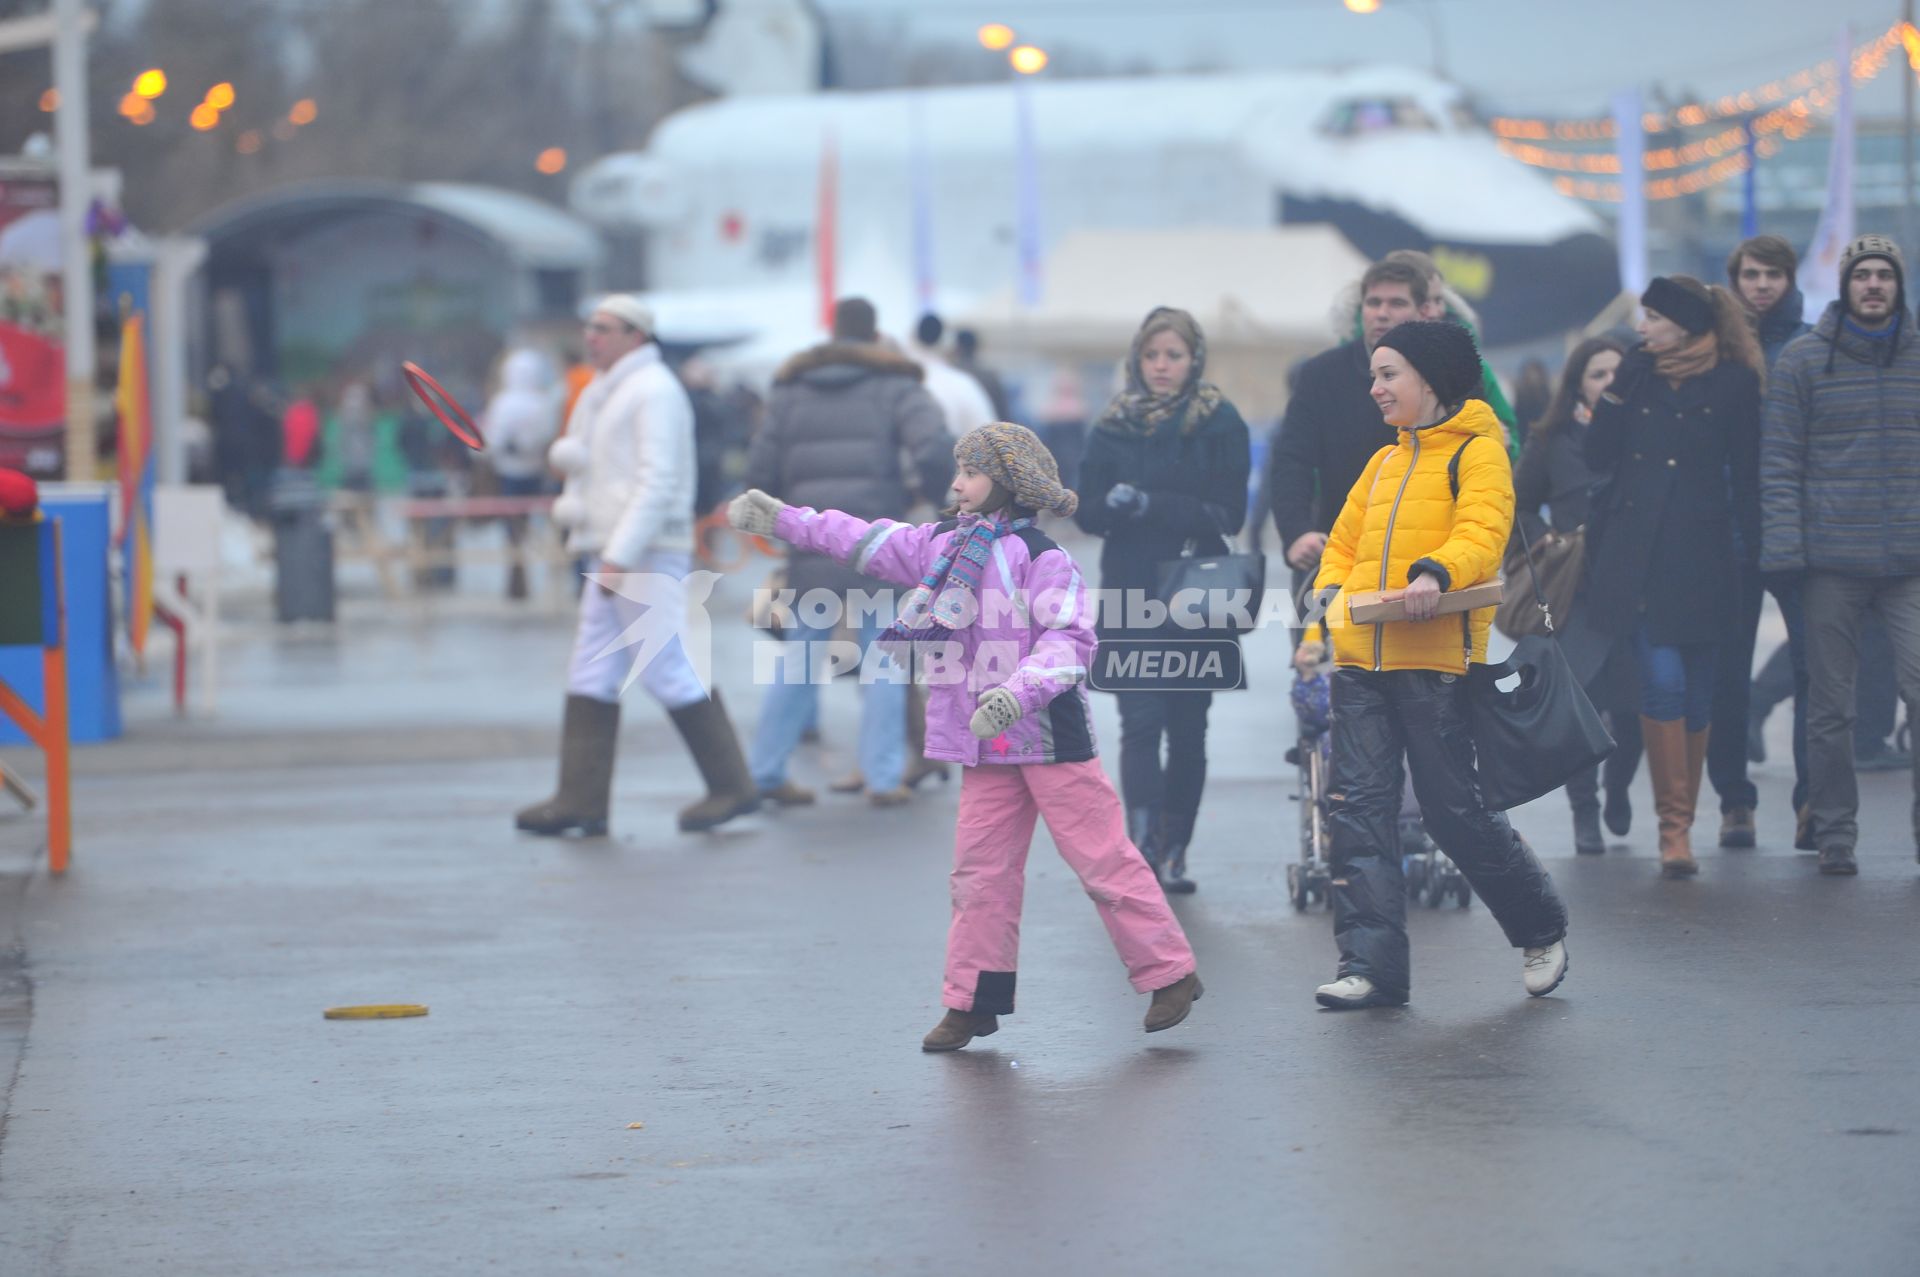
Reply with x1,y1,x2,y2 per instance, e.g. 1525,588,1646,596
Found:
743,297,953,806
1760,234,1920,875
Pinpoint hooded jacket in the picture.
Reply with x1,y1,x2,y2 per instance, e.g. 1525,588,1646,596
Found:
770,504,1098,767
483,350,561,481
746,341,952,597
1761,301,1920,578
1314,399,1513,674
547,343,694,563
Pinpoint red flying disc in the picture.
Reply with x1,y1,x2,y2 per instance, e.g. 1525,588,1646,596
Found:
401,361,485,450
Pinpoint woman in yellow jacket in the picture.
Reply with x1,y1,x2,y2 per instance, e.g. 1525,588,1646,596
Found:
1309,321,1571,1010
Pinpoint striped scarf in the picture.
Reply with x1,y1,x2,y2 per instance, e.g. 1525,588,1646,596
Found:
881,513,1032,647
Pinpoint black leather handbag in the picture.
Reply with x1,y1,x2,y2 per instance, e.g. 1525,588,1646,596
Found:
1154,510,1266,638
1466,519,1614,811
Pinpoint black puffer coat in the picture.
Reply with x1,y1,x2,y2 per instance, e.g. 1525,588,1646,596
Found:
745,342,953,597
1583,354,1762,645
1074,399,1252,643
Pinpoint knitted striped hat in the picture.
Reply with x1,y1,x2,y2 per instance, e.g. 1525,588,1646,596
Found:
954,422,1078,517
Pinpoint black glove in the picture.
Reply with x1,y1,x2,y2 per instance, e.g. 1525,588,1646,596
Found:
1607,346,1656,403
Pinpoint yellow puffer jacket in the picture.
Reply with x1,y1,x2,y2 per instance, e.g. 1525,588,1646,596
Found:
1312,399,1514,674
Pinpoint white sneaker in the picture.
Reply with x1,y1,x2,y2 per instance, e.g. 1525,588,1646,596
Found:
1315,975,1402,1010
1523,941,1569,997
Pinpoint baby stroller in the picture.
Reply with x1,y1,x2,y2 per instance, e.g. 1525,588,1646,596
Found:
1286,639,1470,911
1285,644,1334,911
1401,783,1471,909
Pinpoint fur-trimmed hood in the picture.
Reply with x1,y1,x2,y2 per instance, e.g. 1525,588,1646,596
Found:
774,341,926,387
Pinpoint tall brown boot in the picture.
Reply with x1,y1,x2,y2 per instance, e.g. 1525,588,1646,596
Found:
668,691,762,832
1641,716,1698,878
515,695,620,836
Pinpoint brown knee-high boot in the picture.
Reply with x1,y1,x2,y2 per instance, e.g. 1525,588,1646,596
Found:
1641,716,1699,878
668,691,762,832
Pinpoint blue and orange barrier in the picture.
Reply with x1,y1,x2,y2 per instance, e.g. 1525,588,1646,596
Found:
0,515,71,874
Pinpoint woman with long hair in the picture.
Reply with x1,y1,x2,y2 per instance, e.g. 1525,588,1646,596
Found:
1512,337,1643,853
1584,276,1764,878
1075,308,1252,895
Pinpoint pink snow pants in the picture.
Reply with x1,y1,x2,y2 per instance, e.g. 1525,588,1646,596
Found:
943,759,1197,1014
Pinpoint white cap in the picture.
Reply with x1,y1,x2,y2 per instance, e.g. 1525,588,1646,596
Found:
590,294,654,336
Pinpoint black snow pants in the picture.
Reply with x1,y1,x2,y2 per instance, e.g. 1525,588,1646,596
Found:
1326,667,1570,999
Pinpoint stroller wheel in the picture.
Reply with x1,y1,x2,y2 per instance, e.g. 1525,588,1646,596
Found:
1455,877,1472,909
1286,863,1309,912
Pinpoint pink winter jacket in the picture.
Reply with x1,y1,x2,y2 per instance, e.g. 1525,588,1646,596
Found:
773,505,1099,767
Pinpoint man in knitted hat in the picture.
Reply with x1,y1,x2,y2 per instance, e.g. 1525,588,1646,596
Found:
1762,233,1920,876
517,294,761,838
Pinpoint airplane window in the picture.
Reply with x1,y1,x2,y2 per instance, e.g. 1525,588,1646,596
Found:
1322,98,1438,136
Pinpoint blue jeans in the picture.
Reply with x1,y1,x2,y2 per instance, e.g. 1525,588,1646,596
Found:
749,617,907,792
1634,624,1717,730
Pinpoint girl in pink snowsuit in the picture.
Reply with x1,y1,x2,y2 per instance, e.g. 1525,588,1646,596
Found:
729,422,1203,1051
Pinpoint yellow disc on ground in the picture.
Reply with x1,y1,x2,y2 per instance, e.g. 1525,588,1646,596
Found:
322,1004,429,1020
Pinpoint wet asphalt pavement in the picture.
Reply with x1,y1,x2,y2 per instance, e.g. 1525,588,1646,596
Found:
1,558,1916,1276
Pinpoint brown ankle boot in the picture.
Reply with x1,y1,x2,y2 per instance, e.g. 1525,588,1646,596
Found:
922,1009,998,1052
1641,717,1698,878
1144,972,1204,1032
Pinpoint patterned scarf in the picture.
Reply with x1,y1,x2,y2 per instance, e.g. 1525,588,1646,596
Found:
880,512,1032,647
1096,307,1225,436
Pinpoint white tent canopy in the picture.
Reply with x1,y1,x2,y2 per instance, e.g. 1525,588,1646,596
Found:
958,226,1372,420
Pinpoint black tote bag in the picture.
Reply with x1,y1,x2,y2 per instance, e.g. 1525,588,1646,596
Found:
1154,505,1266,639
1466,518,1614,811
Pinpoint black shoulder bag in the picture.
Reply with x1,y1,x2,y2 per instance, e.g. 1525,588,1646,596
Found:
1153,503,1267,639
1455,445,1615,810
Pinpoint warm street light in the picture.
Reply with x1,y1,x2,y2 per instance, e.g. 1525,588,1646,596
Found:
536,147,568,175
978,23,1015,51
236,129,262,154
116,90,144,118
39,88,57,111
189,102,219,131
289,98,317,126
1009,44,1048,75
205,82,234,110
127,102,154,126
1344,0,1381,12
133,68,166,98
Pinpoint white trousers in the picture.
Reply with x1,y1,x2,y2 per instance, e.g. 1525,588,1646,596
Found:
565,550,710,710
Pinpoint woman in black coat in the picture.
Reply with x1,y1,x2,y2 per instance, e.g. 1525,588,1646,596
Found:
1512,337,1643,854
1584,275,1763,878
1075,307,1252,894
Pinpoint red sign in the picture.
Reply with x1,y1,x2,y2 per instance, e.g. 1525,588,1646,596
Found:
0,172,66,477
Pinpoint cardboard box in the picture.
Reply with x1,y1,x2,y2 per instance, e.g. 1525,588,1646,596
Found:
1346,579,1504,625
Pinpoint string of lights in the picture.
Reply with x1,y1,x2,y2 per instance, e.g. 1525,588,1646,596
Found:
1489,22,1911,144
1487,22,1911,203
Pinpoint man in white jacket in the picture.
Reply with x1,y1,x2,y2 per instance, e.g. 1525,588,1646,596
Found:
517,295,759,835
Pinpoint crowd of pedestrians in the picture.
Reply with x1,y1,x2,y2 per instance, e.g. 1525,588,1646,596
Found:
503,224,1919,1038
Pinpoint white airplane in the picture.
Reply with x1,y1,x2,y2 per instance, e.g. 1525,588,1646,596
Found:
570,64,1616,361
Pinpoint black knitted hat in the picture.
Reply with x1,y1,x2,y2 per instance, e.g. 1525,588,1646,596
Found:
1372,320,1482,406
1641,276,1716,336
